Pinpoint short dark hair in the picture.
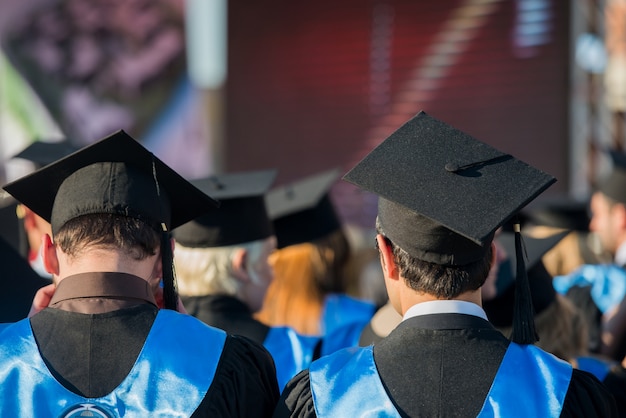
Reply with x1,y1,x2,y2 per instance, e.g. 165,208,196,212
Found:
376,217,493,299
54,213,161,260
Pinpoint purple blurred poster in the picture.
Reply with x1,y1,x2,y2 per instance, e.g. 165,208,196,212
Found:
0,0,211,178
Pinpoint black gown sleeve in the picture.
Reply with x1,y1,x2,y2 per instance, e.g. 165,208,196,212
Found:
601,366,626,417
272,369,316,418
193,334,280,418
560,369,618,417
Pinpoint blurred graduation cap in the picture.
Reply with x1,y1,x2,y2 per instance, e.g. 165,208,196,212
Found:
266,169,342,249
0,193,23,255
596,148,626,204
3,130,219,310
522,196,591,232
484,230,568,328
343,111,556,344
12,139,80,169
173,170,277,247
9,139,82,257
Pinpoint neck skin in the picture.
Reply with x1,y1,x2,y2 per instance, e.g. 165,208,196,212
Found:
41,233,163,291
376,234,491,316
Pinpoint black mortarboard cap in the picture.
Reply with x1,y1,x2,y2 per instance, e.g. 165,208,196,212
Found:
0,194,23,255
343,111,556,344
266,169,341,249
9,140,81,256
3,130,219,234
597,149,626,204
343,111,556,265
12,139,80,169
523,196,591,232
484,231,568,327
3,130,220,311
173,170,277,247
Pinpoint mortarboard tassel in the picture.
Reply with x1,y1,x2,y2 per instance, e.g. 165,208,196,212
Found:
151,157,179,311
161,223,179,311
510,221,539,344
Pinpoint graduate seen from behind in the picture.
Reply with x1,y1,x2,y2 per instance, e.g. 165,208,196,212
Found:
259,169,376,352
0,131,280,417
273,111,617,417
172,170,321,392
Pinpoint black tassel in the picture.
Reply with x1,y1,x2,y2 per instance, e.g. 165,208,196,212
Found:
161,227,179,311
510,222,539,344
151,156,179,311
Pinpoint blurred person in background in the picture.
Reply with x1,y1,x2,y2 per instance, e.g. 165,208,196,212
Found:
0,140,79,322
173,170,321,392
9,139,80,277
556,149,626,361
257,169,376,351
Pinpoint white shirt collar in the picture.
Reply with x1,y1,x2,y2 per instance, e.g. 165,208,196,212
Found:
402,300,488,321
615,241,626,266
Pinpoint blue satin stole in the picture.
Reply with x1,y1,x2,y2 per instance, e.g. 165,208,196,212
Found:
0,309,227,417
575,356,615,382
553,264,626,313
321,294,376,336
320,320,369,357
264,326,321,391
310,343,572,417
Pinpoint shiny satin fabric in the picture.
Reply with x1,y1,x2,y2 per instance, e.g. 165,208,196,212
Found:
310,346,400,418
479,343,572,417
264,326,320,392
0,310,226,417
574,356,615,382
553,264,626,313
320,320,369,357
310,343,572,417
321,294,376,336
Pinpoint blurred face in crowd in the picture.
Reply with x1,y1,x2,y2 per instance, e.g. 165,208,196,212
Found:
589,191,626,256
240,236,277,312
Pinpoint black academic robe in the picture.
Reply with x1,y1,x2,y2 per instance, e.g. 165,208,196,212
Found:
30,274,279,417
0,235,49,323
274,314,617,417
181,294,271,344
602,366,626,416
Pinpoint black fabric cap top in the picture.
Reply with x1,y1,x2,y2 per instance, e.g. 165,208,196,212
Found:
597,149,626,204
343,111,556,265
3,130,219,235
484,231,567,327
12,139,80,169
266,169,341,249
173,170,277,247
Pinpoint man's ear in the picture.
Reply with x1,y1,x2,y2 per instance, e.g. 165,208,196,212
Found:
376,234,398,280
41,234,59,277
231,248,250,282
616,203,626,229
490,241,498,270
